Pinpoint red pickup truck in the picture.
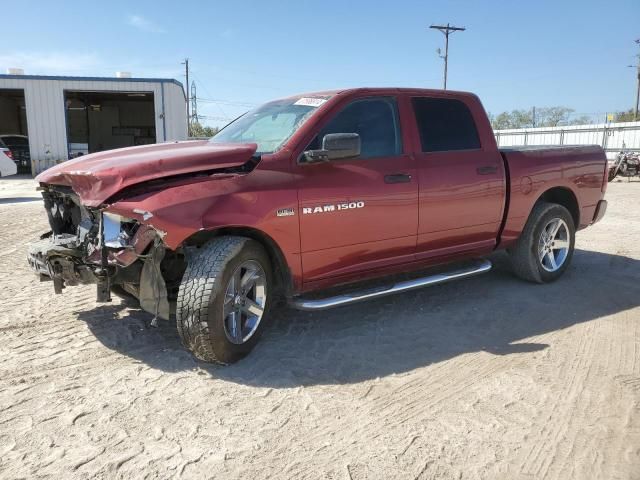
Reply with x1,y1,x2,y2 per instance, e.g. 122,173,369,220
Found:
29,88,608,364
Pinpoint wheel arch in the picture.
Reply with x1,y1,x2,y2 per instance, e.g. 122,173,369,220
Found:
535,186,580,228
182,226,294,298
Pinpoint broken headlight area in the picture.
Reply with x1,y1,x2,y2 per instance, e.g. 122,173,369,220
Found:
28,185,169,310
102,212,137,248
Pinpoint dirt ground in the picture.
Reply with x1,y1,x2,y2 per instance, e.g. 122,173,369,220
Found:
0,175,639,480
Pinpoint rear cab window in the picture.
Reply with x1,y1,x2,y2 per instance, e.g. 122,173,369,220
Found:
307,97,402,159
411,97,481,152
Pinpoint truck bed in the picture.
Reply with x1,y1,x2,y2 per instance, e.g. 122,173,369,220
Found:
498,144,607,248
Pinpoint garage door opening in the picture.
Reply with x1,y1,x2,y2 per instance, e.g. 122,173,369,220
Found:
0,89,30,174
64,91,156,158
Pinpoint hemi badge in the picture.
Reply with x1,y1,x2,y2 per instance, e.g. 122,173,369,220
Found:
276,208,295,217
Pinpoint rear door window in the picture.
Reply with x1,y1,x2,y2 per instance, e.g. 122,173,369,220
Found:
412,97,481,152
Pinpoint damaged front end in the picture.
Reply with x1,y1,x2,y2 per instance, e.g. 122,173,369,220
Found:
27,185,184,321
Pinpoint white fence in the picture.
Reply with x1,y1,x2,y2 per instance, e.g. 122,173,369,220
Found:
495,121,640,159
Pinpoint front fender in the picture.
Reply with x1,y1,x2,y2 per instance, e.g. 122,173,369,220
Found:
104,168,302,288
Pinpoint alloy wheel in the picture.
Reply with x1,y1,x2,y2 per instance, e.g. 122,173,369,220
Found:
538,218,571,272
222,260,267,344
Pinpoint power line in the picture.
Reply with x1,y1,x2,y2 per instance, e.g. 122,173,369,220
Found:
193,92,254,128
187,74,229,124
199,114,233,122
196,97,257,108
189,63,321,85
429,23,466,90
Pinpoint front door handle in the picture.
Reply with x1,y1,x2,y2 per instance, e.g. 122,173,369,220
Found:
384,173,412,184
476,166,498,175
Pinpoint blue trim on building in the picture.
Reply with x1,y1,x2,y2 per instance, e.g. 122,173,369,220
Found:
0,73,182,87
0,74,186,101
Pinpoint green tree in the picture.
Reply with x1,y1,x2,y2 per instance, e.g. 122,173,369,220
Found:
190,122,219,138
535,107,574,127
490,112,508,130
614,109,637,122
491,106,592,130
490,109,533,130
568,115,593,125
511,109,534,128
490,112,510,130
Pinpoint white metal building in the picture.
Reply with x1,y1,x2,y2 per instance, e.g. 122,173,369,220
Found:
0,73,187,175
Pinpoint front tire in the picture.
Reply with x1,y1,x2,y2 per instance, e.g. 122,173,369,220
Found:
176,236,272,364
508,202,575,283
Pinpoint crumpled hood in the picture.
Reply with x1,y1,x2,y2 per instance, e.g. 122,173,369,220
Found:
36,140,258,207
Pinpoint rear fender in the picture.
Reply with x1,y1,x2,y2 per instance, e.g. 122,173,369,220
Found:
499,180,581,249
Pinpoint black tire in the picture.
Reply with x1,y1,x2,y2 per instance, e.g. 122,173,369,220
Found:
608,168,617,182
508,202,575,283
176,236,272,364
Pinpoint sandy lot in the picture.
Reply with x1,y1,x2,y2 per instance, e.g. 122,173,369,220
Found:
0,175,639,479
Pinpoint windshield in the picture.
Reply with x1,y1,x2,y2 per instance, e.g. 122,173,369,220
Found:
209,96,331,154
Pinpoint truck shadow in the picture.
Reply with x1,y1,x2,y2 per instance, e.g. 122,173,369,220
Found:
76,248,640,387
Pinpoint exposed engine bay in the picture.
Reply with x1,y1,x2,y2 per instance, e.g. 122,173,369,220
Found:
27,185,185,320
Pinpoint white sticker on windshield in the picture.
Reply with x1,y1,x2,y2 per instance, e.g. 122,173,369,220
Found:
294,97,327,107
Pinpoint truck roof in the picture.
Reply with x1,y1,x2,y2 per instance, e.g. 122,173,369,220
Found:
281,87,479,101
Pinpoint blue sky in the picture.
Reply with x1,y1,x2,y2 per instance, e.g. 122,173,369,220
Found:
2,0,639,127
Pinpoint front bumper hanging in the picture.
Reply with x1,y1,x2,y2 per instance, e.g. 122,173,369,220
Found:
27,232,98,293
27,211,171,319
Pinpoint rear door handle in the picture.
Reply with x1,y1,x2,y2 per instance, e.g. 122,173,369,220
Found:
476,166,498,175
384,173,412,184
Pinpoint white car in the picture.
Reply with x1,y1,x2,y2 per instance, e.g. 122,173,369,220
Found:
0,134,30,173
0,139,17,177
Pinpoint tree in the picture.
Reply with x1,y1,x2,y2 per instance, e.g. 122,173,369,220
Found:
568,115,592,126
511,109,534,128
535,107,574,127
490,109,533,130
491,106,592,130
490,112,512,130
614,109,637,122
190,122,219,138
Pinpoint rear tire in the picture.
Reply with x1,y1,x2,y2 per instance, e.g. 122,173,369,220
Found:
176,236,272,364
508,202,575,283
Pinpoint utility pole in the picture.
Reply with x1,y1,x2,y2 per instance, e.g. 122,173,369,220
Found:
532,106,536,128
181,58,190,136
635,59,640,121
430,23,466,90
191,81,198,127
632,39,640,121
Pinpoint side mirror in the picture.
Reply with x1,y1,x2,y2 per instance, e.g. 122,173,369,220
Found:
302,133,361,164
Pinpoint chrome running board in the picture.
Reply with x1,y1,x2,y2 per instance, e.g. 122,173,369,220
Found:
291,259,492,311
